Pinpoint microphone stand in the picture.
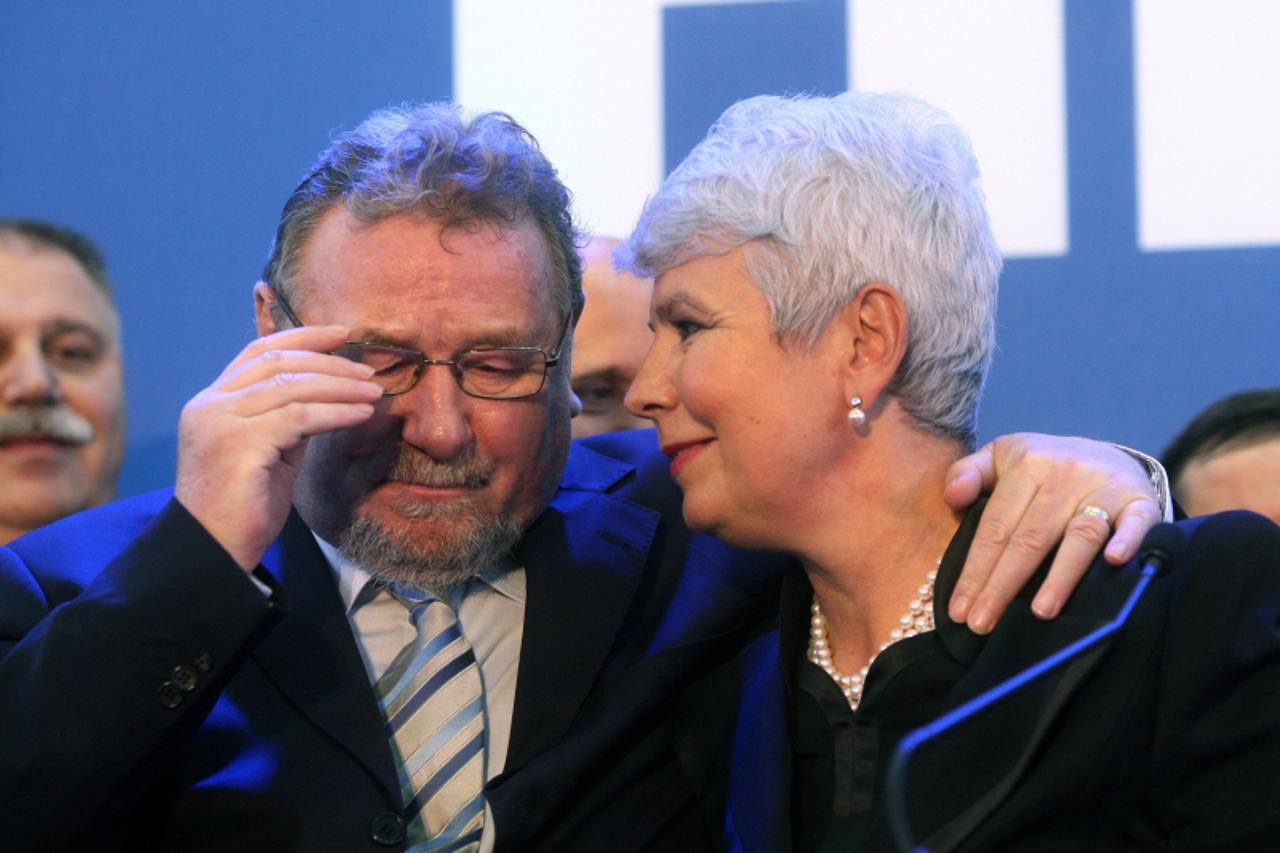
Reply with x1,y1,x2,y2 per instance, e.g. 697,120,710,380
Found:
885,541,1173,853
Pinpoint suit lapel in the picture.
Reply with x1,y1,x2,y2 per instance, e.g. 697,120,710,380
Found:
250,511,402,803
911,502,1136,850
503,445,656,772
724,634,792,853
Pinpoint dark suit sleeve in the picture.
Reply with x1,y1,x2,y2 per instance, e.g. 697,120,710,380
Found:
1151,511,1280,850
0,499,283,850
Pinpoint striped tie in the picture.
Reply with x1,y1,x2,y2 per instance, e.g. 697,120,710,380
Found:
378,588,487,851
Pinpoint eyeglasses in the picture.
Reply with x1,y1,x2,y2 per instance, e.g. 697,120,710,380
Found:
271,288,568,399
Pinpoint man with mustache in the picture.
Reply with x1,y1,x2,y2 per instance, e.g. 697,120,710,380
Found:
0,105,1165,851
0,220,125,545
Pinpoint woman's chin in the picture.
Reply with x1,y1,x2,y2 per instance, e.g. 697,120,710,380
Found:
680,498,721,537
682,502,776,551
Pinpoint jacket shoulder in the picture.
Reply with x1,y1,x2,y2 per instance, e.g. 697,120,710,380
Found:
1163,510,1280,599
4,489,176,582
566,429,681,505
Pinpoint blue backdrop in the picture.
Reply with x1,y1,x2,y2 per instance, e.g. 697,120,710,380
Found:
3,0,1276,497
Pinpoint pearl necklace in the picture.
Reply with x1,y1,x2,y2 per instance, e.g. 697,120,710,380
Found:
807,564,938,710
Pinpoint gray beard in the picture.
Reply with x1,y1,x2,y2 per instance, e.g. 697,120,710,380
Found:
336,502,523,599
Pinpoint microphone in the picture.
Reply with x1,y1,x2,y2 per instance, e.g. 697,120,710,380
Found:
885,523,1183,852
1131,522,1181,578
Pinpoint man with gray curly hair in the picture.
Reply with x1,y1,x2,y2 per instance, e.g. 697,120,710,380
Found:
1,99,1165,852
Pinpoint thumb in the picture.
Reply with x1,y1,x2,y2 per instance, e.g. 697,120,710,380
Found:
945,442,994,509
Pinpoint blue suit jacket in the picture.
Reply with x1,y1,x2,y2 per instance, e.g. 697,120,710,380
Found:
672,508,1280,852
0,431,790,852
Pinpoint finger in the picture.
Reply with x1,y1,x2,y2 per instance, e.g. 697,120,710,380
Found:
969,472,1123,630
220,348,376,393
949,471,1039,626
215,325,353,381
958,435,1165,630
253,323,351,351
225,373,384,419
187,397,378,464
1104,496,1162,565
943,444,994,510
267,400,378,446
1028,509,1112,618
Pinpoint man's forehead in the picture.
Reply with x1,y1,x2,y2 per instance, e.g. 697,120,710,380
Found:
0,248,118,335
299,207,553,285
290,208,561,339
0,300,119,343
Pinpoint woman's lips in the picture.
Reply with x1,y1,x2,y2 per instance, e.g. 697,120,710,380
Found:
664,440,710,478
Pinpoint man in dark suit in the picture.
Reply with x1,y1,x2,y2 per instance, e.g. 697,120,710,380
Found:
0,103,1165,852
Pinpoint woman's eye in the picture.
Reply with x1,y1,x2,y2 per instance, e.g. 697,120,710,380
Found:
673,320,703,340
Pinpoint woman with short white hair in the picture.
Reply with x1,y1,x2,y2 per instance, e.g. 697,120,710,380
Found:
623,92,1280,849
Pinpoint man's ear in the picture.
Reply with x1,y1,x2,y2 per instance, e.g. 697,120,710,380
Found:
834,282,909,411
253,282,279,337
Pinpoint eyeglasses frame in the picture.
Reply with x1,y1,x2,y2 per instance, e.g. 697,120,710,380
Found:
269,287,569,400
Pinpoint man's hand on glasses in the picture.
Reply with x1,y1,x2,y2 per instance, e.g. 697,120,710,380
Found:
174,324,383,574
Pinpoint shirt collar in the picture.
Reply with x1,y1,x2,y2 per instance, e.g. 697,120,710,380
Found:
312,530,526,614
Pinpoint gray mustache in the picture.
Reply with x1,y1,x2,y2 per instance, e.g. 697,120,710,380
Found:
0,406,94,445
385,447,491,488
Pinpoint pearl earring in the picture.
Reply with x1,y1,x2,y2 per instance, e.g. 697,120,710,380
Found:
848,395,866,427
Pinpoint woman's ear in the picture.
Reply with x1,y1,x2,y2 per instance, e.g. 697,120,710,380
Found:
836,282,908,409
254,282,279,337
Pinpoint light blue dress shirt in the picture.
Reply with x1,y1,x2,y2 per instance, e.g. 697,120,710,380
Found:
314,533,526,853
